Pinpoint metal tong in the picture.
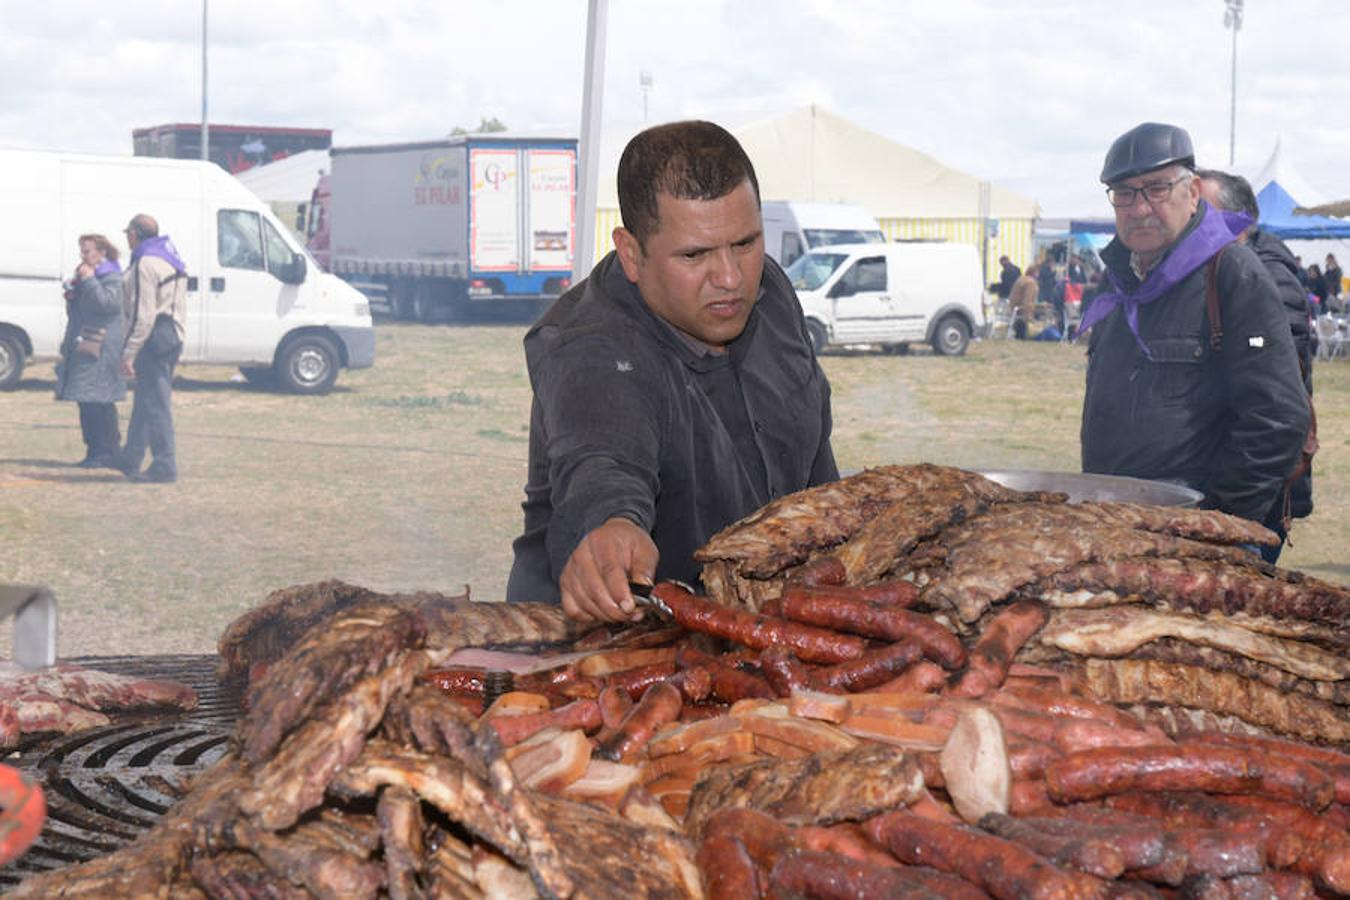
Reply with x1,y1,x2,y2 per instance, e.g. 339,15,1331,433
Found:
627,581,683,622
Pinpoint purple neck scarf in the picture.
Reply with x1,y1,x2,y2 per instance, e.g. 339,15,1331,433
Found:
1078,205,1252,358
94,259,121,277
131,235,187,274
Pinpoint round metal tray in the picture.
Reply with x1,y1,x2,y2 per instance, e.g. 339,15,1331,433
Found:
980,470,1203,507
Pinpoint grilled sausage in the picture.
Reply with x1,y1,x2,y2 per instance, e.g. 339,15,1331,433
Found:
595,681,683,763
651,581,867,664
780,587,964,668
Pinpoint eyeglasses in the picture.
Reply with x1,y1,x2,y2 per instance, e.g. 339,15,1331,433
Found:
1106,175,1191,208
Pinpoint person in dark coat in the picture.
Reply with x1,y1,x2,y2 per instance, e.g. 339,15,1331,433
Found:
1080,123,1309,540
994,255,1021,300
1306,263,1327,315
56,233,127,467
1325,253,1343,313
507,121,837,622
1198,169,1315,562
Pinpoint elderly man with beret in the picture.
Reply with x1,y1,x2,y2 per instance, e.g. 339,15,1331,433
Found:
1079,123,1309,542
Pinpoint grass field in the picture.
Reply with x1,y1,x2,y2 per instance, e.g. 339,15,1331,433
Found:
1,324,1345,657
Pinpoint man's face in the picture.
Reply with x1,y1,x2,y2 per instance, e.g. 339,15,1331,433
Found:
614,180,764,350
124,223,141,250
1111,165,1200,259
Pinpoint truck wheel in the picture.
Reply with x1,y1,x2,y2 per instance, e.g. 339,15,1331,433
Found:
275,334,339,395
806,321,828,355
931,315,971,356
0,333,24,390
412,284,439,324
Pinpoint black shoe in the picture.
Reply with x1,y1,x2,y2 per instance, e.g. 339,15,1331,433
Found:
74,455,100,468
128,468,176,484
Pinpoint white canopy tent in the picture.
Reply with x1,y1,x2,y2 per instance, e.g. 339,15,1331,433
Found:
591,106,1039,279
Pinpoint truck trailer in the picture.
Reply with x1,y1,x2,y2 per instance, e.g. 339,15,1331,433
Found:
311,135,578,322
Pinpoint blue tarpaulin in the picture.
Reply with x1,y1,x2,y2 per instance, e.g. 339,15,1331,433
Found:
1256,180,1350,240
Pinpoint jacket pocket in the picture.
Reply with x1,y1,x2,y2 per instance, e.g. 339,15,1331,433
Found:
1146,336,1206,405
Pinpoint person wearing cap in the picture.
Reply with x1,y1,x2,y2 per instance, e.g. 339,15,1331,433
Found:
1079,123,1309,532
506,121,838,622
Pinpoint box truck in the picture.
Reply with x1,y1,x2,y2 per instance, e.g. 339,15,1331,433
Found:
786,242,986,356
311,135,578,322
0,148,374,394
762,201,886,268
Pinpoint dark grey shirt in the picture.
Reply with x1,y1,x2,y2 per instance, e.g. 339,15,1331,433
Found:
506,251,838,603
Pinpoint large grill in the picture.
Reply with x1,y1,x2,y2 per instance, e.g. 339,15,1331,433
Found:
1,654,240,888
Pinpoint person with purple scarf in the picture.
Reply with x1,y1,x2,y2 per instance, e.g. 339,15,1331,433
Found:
56,233,127,466
1079,123,1309,536
114,214,188,483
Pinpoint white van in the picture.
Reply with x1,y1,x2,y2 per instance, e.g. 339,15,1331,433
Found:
0,148,374,393
762,201,885,268
786,242,986,356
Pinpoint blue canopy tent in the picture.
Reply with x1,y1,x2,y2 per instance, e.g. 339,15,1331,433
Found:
1250,138,1350,239
1256,180,1350,240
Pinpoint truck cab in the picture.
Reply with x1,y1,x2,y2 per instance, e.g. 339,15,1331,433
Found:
762,201,886,268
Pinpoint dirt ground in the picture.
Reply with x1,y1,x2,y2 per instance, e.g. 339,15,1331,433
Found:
0,324,1345,657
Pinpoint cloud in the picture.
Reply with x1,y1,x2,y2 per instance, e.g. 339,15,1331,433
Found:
0,0,1347,216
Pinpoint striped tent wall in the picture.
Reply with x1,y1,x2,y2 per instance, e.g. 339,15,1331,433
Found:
592,209,1033,283
593,207,623,264
880,217,1034,284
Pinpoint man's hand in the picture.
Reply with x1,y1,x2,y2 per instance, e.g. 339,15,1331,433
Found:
75,262,95,280
120,358,134,378
559,517,658,624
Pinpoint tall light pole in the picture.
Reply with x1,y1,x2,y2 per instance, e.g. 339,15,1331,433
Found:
639,70,653,122
201,0,210,162
1224,0,1243,166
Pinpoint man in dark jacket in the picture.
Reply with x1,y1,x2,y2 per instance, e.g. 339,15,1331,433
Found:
1079,123,1309,533
994,255,1021,301
507,121,838,622
1197,168,1315,560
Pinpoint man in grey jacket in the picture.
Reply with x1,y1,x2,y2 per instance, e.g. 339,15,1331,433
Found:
507,121,837,622
116,214,187,484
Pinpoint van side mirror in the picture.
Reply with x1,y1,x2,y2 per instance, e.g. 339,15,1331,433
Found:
280,252,307,285
829,281,854,299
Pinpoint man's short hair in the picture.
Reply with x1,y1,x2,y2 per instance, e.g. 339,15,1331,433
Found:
617,120,760,250
1196,168,1260,220
128,214,159,241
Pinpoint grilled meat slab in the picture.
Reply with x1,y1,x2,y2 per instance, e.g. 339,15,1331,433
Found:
684,743,924,838
1039,607,1350,682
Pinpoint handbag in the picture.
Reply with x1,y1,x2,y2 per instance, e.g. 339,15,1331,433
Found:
74,326,106,359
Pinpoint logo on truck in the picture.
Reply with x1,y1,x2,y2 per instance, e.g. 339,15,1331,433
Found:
414,153,461,206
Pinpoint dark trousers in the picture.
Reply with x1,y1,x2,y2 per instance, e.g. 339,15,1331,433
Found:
77,402,120,458
121,343,179,477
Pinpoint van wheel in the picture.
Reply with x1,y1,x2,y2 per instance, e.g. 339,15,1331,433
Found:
275,334,339,395
931,315,971,356
0,333,24,390
806,321,828,354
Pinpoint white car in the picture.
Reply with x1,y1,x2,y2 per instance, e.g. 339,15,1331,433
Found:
786,241,986,356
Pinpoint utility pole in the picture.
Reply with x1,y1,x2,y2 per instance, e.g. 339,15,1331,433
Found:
1224,0,1244,166
573,0,607,287
201,0,210,162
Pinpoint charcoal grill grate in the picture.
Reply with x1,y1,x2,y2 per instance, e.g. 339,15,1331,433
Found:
1,654,240,888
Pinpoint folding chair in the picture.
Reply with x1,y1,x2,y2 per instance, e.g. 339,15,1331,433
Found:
1315,315,1345,361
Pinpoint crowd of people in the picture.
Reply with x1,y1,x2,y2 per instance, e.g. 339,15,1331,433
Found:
1297,252,1344,314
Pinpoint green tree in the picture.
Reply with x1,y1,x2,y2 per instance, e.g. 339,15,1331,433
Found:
450,116,508,136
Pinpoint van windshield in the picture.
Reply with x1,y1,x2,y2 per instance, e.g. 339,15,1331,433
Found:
785,252,848,292
803,228,886,248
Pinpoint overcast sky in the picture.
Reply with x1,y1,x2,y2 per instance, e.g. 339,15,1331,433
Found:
1,0,1346,217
